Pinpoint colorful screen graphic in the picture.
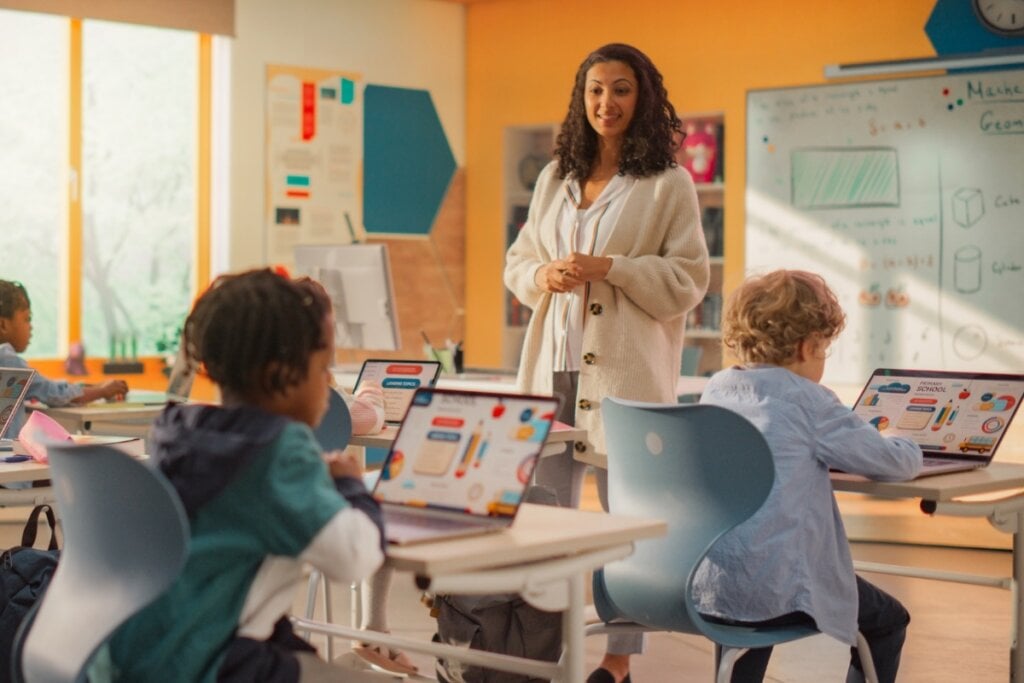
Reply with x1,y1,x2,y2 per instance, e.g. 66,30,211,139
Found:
373,389,557,517
355,359,441,423
853,370,1024,458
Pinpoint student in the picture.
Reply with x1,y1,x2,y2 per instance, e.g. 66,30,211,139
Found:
0,279,128,438
690,269,922,683
99,269,387,682
293,276,387,437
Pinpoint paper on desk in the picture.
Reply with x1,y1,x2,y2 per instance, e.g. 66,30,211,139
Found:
17,410,73,463
15,413,146,461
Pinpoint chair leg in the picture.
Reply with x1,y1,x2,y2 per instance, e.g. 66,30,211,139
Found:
716,646,748,683
855,631,879,683
321,573,334,660
300,569,321,641
350,580,363,629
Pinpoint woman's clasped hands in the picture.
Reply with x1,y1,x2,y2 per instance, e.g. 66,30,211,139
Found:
535,252,612,293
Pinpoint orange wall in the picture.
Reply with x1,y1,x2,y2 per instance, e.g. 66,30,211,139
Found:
464,0,937,367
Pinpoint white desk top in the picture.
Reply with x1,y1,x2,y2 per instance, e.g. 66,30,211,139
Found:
36,403,165,429
0,458,52,484
384,502,666,576
831,462,1024,502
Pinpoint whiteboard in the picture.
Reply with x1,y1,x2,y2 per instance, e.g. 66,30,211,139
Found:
746,70,1024,384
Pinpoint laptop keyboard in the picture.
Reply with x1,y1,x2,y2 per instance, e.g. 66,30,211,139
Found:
385,510,477,532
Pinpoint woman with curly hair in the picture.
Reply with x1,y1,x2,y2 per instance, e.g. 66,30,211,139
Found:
504,43,710,682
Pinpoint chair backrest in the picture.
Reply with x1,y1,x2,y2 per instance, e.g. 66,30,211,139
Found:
681,345,703,376
597,398,775,638
312,388,353,452
17,444,189,683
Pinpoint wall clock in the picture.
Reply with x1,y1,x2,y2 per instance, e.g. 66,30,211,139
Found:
973,0,1024,35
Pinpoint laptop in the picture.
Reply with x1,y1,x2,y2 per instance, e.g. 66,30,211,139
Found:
354,359,442,425
852,368,1024,477
0,367,36,447
118,342,197,407
371,387,559,545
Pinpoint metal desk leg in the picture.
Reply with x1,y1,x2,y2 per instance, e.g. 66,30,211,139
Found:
1015,511,1023,683
561,572,585,682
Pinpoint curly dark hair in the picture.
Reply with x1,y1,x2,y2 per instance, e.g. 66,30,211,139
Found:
184,269,331,399
0,280,29,319
555,43,681,180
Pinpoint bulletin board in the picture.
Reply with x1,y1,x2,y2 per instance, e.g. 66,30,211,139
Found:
746,69,1024,384
265,64,364,265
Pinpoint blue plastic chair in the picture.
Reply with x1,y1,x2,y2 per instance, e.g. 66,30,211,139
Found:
304,388,355,658
678,346,704,404
13,443,189,683
312,387,354,452
588,398,877,683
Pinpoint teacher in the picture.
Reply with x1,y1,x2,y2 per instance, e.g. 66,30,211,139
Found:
504,42,710,512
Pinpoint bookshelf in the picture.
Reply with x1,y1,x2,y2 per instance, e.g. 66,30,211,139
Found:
502,124,558,368
678,112,725,376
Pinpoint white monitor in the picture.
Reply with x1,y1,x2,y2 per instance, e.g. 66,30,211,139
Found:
293,243,401,351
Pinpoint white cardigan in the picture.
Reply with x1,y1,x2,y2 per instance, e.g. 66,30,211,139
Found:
504,161,710,457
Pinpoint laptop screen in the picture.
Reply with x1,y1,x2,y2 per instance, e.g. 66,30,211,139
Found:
0,367,36,439
372,388,558,517
852,369,1024,460
354,359,442,424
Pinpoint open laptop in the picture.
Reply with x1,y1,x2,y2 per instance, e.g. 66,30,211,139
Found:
354,359,441,425
372,387,559,545
852,368,1024,477
117,342,197,407
0,367,36,447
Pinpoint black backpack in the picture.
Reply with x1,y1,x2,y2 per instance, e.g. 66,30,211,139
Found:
431,487,562,682
0,504,60,682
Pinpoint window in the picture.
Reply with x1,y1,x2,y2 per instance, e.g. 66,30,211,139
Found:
0,10,66,357
81,20,197,357
0,9,213,360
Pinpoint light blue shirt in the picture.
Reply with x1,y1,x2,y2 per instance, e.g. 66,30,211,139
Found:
0,342,83,438
692,365,922,644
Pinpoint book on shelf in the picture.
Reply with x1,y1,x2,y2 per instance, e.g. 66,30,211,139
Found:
701,206,723,258
686,293,723,333
676,118,725,184
506,203,534,327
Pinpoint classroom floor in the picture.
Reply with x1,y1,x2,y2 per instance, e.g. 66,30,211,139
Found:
2,476,1014,683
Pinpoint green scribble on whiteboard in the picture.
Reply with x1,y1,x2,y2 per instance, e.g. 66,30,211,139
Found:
791,147,899,209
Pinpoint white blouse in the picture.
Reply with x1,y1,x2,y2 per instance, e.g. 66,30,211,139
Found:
550,174,633,371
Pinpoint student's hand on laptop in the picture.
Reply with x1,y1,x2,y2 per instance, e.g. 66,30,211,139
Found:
324,450,364,480
353,381,384,405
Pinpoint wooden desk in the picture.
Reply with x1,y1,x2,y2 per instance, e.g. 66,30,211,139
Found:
0,458,52,486
350,423,588,459
293,503,666,682
34,404,164,434
0,458,55,507
832,464,1024,682
676,375,708,397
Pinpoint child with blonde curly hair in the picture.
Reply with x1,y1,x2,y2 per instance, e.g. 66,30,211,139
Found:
693,269,922,683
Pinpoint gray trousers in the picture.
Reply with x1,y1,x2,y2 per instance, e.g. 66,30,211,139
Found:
531,371,644,656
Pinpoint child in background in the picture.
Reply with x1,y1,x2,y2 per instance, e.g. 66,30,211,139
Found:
100,269,387,682
293,277,387,437
0,279,128,438
691,269,922,683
